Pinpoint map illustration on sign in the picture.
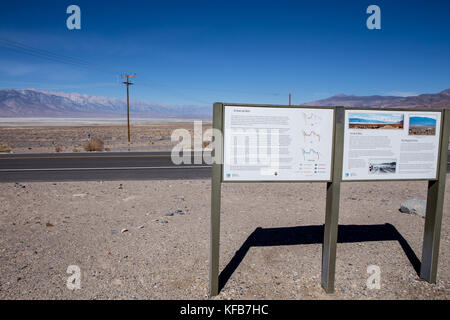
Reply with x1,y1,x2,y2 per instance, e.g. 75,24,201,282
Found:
342,110,442,181
223,106,334,181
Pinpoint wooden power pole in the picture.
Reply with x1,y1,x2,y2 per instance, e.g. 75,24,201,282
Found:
289,93,291,105
121,74,135,143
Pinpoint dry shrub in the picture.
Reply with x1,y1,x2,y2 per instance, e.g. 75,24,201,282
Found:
0,144,12,153
104,147,111,152
72,147,79,153
202,140,211,149
54,146,63,153
189,140,212,151
83,138,104,152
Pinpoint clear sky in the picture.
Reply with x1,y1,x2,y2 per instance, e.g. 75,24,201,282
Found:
0,0,449,107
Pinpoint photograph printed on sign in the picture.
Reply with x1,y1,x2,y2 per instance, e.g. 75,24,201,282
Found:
408,115,437,136
348,112,404,130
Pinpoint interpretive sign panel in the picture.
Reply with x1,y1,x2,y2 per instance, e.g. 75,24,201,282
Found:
342,109,442,180
223,105,334,181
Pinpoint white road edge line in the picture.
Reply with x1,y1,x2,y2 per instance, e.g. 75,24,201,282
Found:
0,166,212,172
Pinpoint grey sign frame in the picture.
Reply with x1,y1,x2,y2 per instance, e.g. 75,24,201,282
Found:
209,102,449,296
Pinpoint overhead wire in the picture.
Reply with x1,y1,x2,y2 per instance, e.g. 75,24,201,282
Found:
0,38,119,75
0,37,285,105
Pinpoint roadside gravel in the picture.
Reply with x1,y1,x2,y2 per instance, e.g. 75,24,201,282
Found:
0,177,448,299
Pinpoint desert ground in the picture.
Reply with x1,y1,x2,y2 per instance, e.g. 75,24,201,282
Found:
0,122,211,153
409,126,436,136
0,176,449,300
349,123,404,130
0,122,448,154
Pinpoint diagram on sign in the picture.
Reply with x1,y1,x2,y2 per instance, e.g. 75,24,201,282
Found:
303,130,321,144
303,112,322,128
302,148,320,161
297,111,331,177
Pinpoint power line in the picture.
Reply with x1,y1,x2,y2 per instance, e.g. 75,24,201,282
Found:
0,38,286,104
0,38,119,75
0,38,92,65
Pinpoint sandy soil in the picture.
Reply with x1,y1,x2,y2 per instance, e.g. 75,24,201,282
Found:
0,123,448,154
0,122,211,153
0,177,449,300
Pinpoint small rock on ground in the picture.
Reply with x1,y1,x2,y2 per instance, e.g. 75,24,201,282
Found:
400,199,426,218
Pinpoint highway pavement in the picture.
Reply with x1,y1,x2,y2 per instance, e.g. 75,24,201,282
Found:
0,151,449,182
0,152,211,182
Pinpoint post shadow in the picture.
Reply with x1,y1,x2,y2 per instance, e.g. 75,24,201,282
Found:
218,223,421,292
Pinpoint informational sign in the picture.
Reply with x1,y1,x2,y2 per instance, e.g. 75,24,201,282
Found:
223,106,334,181
342,109,442,180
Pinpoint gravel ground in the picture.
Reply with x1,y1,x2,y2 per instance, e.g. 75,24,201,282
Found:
0,122,210,153
0,176,448,300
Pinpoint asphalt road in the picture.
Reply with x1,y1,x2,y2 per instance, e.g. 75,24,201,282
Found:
0,151,449,182
0,152,211,182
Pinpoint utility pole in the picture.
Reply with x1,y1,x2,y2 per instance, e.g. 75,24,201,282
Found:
121,74,135,143
289,93,291,105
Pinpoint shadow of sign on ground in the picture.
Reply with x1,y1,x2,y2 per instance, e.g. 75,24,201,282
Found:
218,223,420,292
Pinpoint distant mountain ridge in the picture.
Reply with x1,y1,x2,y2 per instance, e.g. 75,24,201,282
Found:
0,89,211,119
348,118,401,124
0,88,448,119
305,88,450,109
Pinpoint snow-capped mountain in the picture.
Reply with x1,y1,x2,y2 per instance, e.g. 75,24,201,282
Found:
0,89,211,118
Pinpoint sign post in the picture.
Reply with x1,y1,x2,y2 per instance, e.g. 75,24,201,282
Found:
321,107,344,293
420,108,449,283
209,103,223,297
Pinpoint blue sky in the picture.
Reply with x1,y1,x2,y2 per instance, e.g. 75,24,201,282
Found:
0,0,449,107
409,116,436,126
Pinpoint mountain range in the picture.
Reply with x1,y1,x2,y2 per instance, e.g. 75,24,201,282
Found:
0,88,448,119
0,89,211,119
348,118,403,124
304,89,450,109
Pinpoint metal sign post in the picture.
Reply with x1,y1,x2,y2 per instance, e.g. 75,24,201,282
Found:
321,107,344,293
209,103,223,297
420,108,449,283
